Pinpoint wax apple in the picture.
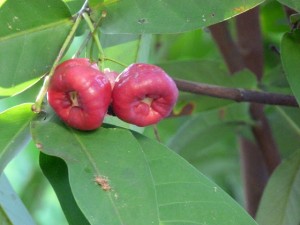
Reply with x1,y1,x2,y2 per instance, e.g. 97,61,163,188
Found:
103,68,119,89
47,59,111,130
112,63,178,126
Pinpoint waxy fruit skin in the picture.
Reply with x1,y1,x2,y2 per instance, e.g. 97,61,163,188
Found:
103,68,119,89
47,59,111,130
112,63,178,127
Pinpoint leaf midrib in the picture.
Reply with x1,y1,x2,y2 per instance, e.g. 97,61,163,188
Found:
70,130,126,225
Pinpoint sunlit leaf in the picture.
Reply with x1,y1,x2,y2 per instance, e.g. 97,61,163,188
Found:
91,0,264,34
0,79,42,113
0,0,72,96
0,104,34,173
0,77,41,99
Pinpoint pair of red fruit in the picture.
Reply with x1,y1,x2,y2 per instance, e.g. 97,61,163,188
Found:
47,58,178,130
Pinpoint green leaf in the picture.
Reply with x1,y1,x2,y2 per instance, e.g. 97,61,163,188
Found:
0,103,34,173
281,29,300,105
0,173,35,225
268,106,300,157
161,103,248,197
39,153,90,225
92,0,264,34
0,0,72,95
167,103,251,155
0,77,41,99
261,1,290,34
133,132,257,225
256,149,300,225
31,115,159,225
31,113,257,225
103,115,144,133
0,79,42,112
103,34,152,72
158,29,218,61
277,0,300,12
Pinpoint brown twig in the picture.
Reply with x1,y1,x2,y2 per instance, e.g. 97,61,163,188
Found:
174,78,298,107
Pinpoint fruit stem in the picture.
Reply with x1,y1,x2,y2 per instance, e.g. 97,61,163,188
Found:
73,10,107,58
82,12,106,70
32,9,83,113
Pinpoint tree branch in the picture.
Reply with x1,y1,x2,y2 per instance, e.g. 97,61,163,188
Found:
236,7,282,175
236,7,264,80
239,138,268,217
174,78,298,107
209,21,245,73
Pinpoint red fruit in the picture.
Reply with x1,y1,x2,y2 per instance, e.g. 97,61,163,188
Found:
112,63,178,127
103,68,119,89
47,59,111,130
54,58,99,72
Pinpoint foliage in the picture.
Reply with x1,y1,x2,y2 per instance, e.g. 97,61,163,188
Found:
1,0,300,225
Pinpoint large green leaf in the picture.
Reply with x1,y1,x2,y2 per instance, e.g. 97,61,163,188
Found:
31,115,159,225
133,132,257,225
91,0,264,34
31,113,257,225
0,173,35,225
0,103,34,173
256,149,300,225
277,0,300,12
0,0,72,96
281,29,300,105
